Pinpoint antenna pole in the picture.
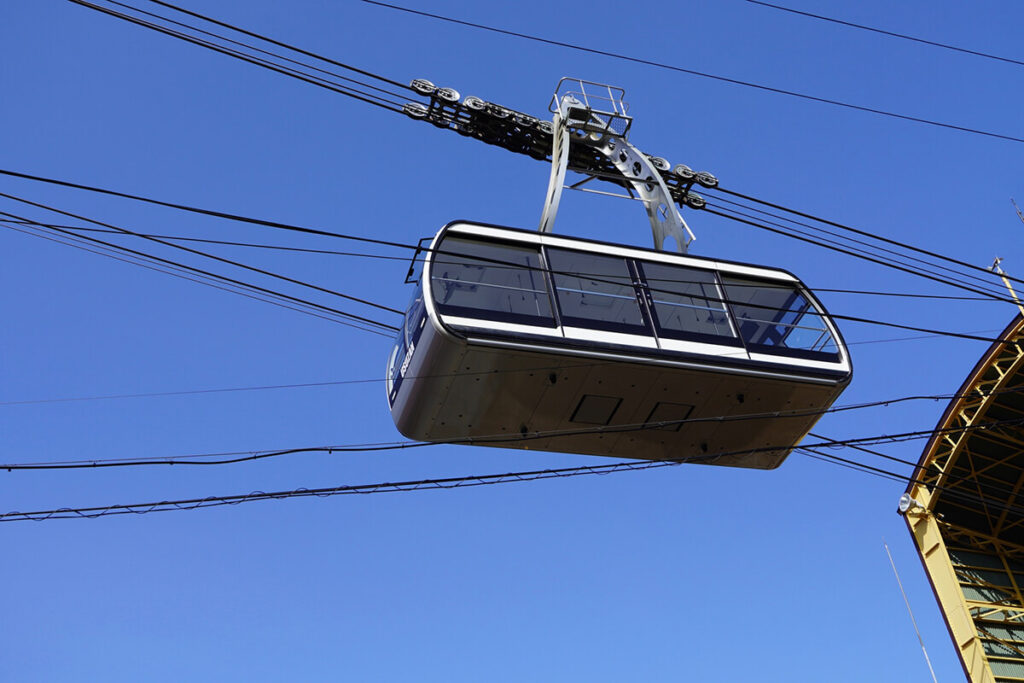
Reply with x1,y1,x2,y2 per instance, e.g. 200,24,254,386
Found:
885,541,939,683
990,257,1024,319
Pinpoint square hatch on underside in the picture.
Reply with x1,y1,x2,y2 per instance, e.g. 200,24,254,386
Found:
644,402,694,432
570,395,622,425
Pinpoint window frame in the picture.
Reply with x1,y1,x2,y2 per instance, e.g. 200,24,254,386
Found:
429,236,559,329
719,276,842,362
634,260,744,348
545,247,652,337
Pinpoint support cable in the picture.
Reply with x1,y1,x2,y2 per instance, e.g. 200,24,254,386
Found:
67,0,407,113
145,0,415,91
0,194,402,316
361,0,1024,145
710,185,1024,292
1,220,370,330
2,211,398,333
704,193,1013,299
107,0,411,101
9,417,1024,522
744,0,1024,69
2,169,1017,343
703,204,1017,307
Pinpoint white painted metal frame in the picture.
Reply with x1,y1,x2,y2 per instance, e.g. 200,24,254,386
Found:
426,223,852,379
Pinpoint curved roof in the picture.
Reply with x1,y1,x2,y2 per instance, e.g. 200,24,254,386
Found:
909,314,1024,548
905,314,1024,683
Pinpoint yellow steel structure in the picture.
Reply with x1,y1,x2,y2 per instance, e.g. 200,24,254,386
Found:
904,315,1024,682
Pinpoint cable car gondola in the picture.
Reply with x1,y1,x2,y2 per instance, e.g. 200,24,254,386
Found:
387,221,851,469
387,78,850,468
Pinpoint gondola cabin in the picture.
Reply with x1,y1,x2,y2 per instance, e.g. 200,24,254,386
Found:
387,221,851,468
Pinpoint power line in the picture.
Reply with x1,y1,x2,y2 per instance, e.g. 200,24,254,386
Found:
0,168,416,251
710,185,1024,294
0,339,1000,406
0,166,1009,300
51,2,1024,301
703,204,1017,312
144,0,414,91
12,213,1001,306
361,0,1024,145
0,194,403,317
67,0,409,113
797,447,907,484
16,216,1009,316
2,221,411,262
2,213,399,334
28,221,997,304
75,0,1024,306
102,0,409,103
704,193,1014,301
743,0,1024,69
4,168,1017,345
0,378,381,406
8,418,1024,521
1,220,375,330
103,0,411,102
6,208,1008,348
6,395,1024,473
799,440,1024,519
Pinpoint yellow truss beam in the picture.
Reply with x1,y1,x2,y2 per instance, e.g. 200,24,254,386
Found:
905,498,997,683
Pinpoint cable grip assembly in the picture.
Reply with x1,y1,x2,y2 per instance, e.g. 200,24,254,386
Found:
538,78,696,253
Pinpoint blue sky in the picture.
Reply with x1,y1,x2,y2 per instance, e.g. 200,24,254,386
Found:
3,1,1023,680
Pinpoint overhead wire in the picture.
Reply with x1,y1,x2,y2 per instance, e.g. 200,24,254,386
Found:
1,221,413,262
18,1,1024,527
1,220,369,329
0,378,382,406
3,168,1018,346
2,166,1017,308
1,212,399,335
360,0,1024,145
702,202,1017,308
0,193,403,316
105,0,412,101
796,446,908,485
0,168,1012,302
1,210,1002,347
0,215,1005,350
742,0,1024,69
7,390,1024,497
702,192,1015,301
709,185,1024,293
51,2,1024,306
144,0,415,91
66,0,410,113
799,437,1024,519
9,218,1001,304
0,168,417,251
2,331,1012,407
8,417,1024,521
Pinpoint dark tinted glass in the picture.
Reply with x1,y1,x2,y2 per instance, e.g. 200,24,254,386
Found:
546,248,647,333
430,237,555,326
640,262,737,342
720,277,838,357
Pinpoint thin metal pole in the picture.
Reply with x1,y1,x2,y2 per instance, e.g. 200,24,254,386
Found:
989,257,1024,319
885,540,939,683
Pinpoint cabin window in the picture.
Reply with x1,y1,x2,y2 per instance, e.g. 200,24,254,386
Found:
638,262,739,344
720,277,839,359
430,237,556,327
546,248,647,334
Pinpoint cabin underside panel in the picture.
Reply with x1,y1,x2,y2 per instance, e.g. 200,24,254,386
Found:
392,332,844,469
